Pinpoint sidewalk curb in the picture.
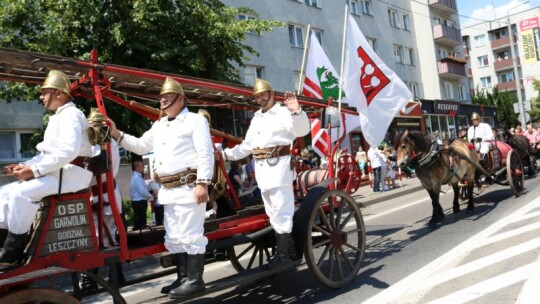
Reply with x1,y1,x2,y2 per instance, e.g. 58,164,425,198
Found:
352,182,425,207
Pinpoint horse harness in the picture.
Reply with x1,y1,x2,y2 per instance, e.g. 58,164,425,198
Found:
413,140,463,184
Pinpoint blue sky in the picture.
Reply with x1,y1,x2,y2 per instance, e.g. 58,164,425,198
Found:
457,0,540,28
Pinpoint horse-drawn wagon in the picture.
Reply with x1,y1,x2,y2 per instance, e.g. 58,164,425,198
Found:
0,47,366,303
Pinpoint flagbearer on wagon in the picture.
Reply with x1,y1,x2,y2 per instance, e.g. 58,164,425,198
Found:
0,70,94,264
221,79,310,269
107,77,214,298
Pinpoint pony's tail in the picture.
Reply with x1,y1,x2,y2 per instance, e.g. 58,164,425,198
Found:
448,147,509,186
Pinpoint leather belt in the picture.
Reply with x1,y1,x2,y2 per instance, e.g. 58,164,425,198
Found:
252,145,291,160
92,201,111,211
90,180,117,196
158,169,198,189
70,156,88,169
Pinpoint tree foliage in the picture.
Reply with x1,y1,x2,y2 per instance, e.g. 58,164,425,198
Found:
529,80,540,123
471,85,519,128
0,0,283,147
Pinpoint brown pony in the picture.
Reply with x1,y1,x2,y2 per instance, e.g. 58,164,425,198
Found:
497,128,537,176
396,131,478,229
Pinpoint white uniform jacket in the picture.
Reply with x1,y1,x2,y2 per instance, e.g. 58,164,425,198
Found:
224,103,310,192
467,123,494,143
121,108,214,205
25,102,93,191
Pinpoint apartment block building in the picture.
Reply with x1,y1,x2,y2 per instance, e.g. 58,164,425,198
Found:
222,0,485,145
462,7,540,124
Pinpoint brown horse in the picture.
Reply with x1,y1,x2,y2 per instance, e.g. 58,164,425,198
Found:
396,131,478,229
497,128,537,176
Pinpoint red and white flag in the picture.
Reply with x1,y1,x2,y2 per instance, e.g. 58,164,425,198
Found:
310,118,329,158
342,15,412,147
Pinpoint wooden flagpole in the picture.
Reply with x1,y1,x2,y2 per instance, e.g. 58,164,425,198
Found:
297,24,311,95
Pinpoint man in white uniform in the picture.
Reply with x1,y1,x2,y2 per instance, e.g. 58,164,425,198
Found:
222,79,310,269
467,112,493,165
108,77,213,298
0,70,93,264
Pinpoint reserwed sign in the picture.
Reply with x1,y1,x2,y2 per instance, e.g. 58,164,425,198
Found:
520,17,540,64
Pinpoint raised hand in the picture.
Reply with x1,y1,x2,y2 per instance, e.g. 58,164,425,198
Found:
283,91,301,113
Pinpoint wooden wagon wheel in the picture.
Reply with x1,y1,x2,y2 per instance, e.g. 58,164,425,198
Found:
227,233,276,272
304,189,365,288
507,150,524,197
0,288,80,304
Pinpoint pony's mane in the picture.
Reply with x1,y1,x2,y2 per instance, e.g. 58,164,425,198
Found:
403,131,431,152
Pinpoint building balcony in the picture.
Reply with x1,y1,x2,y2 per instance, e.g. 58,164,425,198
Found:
494,57,520,71
496,80,523,91
491,35,517,50
438,61,466,79
433,24,462,47
428,0,458,13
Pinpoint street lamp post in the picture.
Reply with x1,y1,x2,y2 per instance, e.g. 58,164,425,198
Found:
507,0,529,125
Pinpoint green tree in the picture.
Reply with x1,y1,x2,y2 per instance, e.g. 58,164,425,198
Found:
0,0,283,147
471,85,518,128
529,80,540,122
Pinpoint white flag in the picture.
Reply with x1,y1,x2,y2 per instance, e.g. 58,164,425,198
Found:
342,15,412,147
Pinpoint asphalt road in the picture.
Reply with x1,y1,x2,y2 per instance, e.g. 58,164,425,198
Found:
83,171,540,304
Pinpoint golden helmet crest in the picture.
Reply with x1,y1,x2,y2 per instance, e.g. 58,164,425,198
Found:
160,77,184,96
471,112,480,120
197,109,211,125
253,79,272,96
40,70,72,98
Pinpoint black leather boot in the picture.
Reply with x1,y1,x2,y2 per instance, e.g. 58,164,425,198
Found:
169,254,205,298
80,268,99,293
0,231,27,264
161,253,188,294
0,229,7,248
108,262,126,287
266,233,292,270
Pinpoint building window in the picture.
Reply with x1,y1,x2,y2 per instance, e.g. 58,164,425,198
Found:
458,85,466,100
402,14,411,31
244,66,263,86
474,34,486,47
388,9,399,28
238,14,257,34
480,76,492,88
0,132,15,159
393,44,403,64
409,82,419,98
349,0,359,15
444,82,454,99
304,0,320,8
288,24,304,47
361,0,373,15
0,132,36,161
499,72,515,83
403,48,414,65
313,29,323,46
477,55,489,68
366,37,378,54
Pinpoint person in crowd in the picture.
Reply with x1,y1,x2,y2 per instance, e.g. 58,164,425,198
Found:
0,70,93,264
524,123,540,152
221,79,309,269
515,123,524,135
228,161,245,196
355,146,367,177
108,77,213,298
467,112,494,166
130,160,153,230
148,179,164,226
368,146,383,192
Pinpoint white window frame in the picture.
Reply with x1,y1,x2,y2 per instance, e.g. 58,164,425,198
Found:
388,9,399,28
444,81,455,100
313,29,323,47
304,0,321,8
394,44,404,64
480,76,492,88
361,0,373,15
366,37,378,54
244,66,264,86
403,48,414,66
409,82,419,98
500,72,515,83
458,85,466,100
349,0,359,15
474,34,486,47
402,13,411,31
477,55,489,68
0,131,36,162
288,24,304,47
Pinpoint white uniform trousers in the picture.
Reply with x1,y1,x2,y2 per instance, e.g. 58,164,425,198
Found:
261,185,295,234
93,214,118,247
164,203,208,255
0,173,89,234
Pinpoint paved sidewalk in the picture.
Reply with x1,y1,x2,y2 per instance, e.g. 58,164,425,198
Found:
351,175,424,207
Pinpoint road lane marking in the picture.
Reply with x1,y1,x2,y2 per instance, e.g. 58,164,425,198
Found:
363,195,540,304
363,197,431,222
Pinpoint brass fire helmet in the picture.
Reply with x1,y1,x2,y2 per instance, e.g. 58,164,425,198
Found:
252,79,272,96
197,109,211,125
40,70,73,98
471,112,481,120
160,77,184,96
87,107,111,146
